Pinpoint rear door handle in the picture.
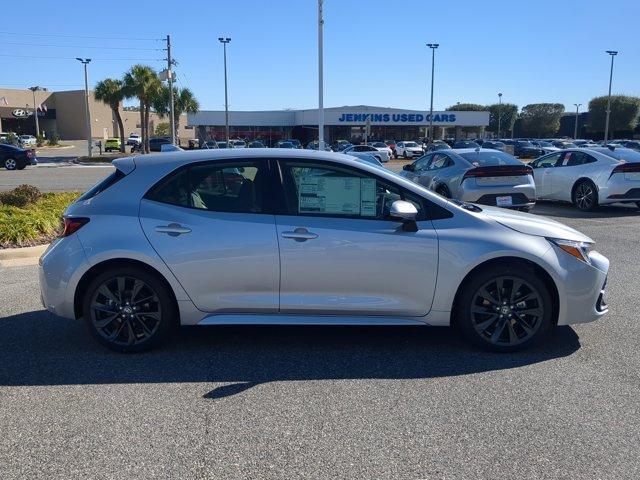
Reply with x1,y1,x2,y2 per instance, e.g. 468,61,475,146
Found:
281,227,318,242
155,223,191,236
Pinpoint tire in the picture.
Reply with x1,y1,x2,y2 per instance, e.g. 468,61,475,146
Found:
435,184,451,198
4,158,17,170
572,180,599,211
82,266,178,353
403,151,408,159
454,264,554,352
16,162,26,170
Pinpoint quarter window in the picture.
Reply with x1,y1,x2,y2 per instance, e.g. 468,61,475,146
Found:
280,162,425,221
146,162,264,213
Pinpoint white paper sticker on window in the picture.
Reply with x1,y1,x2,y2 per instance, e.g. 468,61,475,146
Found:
298,175,377,216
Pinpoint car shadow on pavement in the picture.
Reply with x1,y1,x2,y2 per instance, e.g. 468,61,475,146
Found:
0,310,581,399
532,201,639,219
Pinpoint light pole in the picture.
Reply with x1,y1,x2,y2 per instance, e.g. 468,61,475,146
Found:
28,86,42,137
573,103,582,139
318,0,325,149
76,58,92,158
218,37,231,144
426,43,439,141
603,50,618,143
497,93,503,139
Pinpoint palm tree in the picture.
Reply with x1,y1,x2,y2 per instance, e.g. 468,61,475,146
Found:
152,86,200,140
122,65,162,153
94,79,126,152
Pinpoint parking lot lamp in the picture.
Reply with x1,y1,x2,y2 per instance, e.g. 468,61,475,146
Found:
497,93,502,138
604,51,618,142
76,58,92,159
318,0,325,149
426,43,439,141
28,86,42,137
573,103,582,139
218,37,231,144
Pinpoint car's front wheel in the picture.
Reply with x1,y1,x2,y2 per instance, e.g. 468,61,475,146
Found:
83,267,177,352
455,264,553,352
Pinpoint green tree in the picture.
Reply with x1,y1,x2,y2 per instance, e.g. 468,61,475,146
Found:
587,95,640,137
519,103,564,137
487,103,518,138
446,103,486,136
155,122,171,136
123,65,162,153
152,86,200,139
94,78,126,152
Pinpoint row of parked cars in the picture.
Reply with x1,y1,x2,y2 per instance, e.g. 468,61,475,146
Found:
396,144,640,212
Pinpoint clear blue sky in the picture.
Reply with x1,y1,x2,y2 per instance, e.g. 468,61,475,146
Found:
2,0,639,112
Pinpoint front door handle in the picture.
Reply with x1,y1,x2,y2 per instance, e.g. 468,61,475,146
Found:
155,223,191,236
281,227,318,242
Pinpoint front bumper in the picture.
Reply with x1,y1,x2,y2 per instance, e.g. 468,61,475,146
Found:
543,246,609,325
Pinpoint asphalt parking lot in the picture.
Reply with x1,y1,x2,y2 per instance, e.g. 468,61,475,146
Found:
1,196,639,478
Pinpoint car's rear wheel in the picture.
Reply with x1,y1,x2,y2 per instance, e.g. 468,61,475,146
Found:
572,180,598,211
4,158,17,170
403,151,408,159
83,267,177,353
455,265,553,352
435,184,451,198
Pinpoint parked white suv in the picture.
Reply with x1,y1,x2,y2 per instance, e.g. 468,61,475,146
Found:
127,133,142,146
395,141,424,159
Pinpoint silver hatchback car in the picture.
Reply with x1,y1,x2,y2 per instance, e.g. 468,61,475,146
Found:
39,149,609,352
400,148,536,210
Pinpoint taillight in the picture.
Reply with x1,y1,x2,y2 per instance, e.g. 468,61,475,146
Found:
60,217,90,237
610,162,640,177
463,165,533,180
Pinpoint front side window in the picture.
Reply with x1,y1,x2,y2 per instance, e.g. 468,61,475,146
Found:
280,161,425,221
428,153,451,170
413,155,432,171
146,161,264,213
534,152,562,168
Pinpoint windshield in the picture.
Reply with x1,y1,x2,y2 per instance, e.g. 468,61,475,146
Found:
593,147,640,162
459,151,521,166
371,142,386,147
538,141,553,147
404,142,418,147
517,141,533,147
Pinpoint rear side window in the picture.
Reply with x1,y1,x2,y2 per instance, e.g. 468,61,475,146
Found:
77,169,125,201
146,161,264,214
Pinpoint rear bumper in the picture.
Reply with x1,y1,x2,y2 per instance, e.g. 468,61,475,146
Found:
605,187,640,202
460,181,537,208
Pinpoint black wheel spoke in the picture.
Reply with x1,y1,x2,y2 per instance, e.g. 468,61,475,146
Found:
513,313,534,335
490,321,507,343
116,277,126,303
475,314,499,332
94,312,119,329
130,279,144,303
478,287,499,306
98,285,118,303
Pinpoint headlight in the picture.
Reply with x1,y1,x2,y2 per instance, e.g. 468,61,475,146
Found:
548,238,593,265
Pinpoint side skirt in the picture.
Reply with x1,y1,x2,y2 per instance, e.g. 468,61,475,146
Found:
196,314,431,326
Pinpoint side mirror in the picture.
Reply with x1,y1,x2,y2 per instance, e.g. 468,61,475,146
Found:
389,200,418,226
402,164,414,171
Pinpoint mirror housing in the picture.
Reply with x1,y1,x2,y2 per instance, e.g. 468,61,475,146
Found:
389,200,419,232
402,164,414,171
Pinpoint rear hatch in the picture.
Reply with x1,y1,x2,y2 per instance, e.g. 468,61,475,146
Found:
463,164,533,186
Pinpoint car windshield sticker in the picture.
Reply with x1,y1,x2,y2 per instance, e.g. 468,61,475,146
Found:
298,176,376,216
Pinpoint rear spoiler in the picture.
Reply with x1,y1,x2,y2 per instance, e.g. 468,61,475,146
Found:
463,165,533,180
112,156,136,175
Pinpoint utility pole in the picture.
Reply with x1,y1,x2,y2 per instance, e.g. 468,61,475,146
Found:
604,50,618,143
497,92,502,138
28,86,42,137
218,37,231,144
426,43,439,142
76,58,92,158
318,0,325,150
166,35,176,145
573,103,582,139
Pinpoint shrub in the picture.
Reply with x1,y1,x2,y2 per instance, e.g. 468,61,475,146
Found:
6,132,19,146
47,132,60,146
0,185,42,207
36,134,46,147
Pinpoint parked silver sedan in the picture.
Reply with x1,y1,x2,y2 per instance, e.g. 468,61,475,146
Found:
39,149,609,353
530,147,640,211
399,148,536,210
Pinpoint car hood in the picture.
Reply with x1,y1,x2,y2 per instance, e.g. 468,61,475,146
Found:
477,205,594,243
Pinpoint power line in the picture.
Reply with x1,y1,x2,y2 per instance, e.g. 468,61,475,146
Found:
0,54,162,61
0,31,162,41
3,41,162,51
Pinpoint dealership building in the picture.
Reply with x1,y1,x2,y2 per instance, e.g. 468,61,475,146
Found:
188,105,490,145
0,87,194,142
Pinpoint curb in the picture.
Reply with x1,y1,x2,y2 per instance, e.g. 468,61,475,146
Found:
0,243,49,262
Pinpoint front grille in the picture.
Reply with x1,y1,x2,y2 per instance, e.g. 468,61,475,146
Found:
476,193,532,206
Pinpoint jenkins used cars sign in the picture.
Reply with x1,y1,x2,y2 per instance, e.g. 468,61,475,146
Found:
332,110,489,126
